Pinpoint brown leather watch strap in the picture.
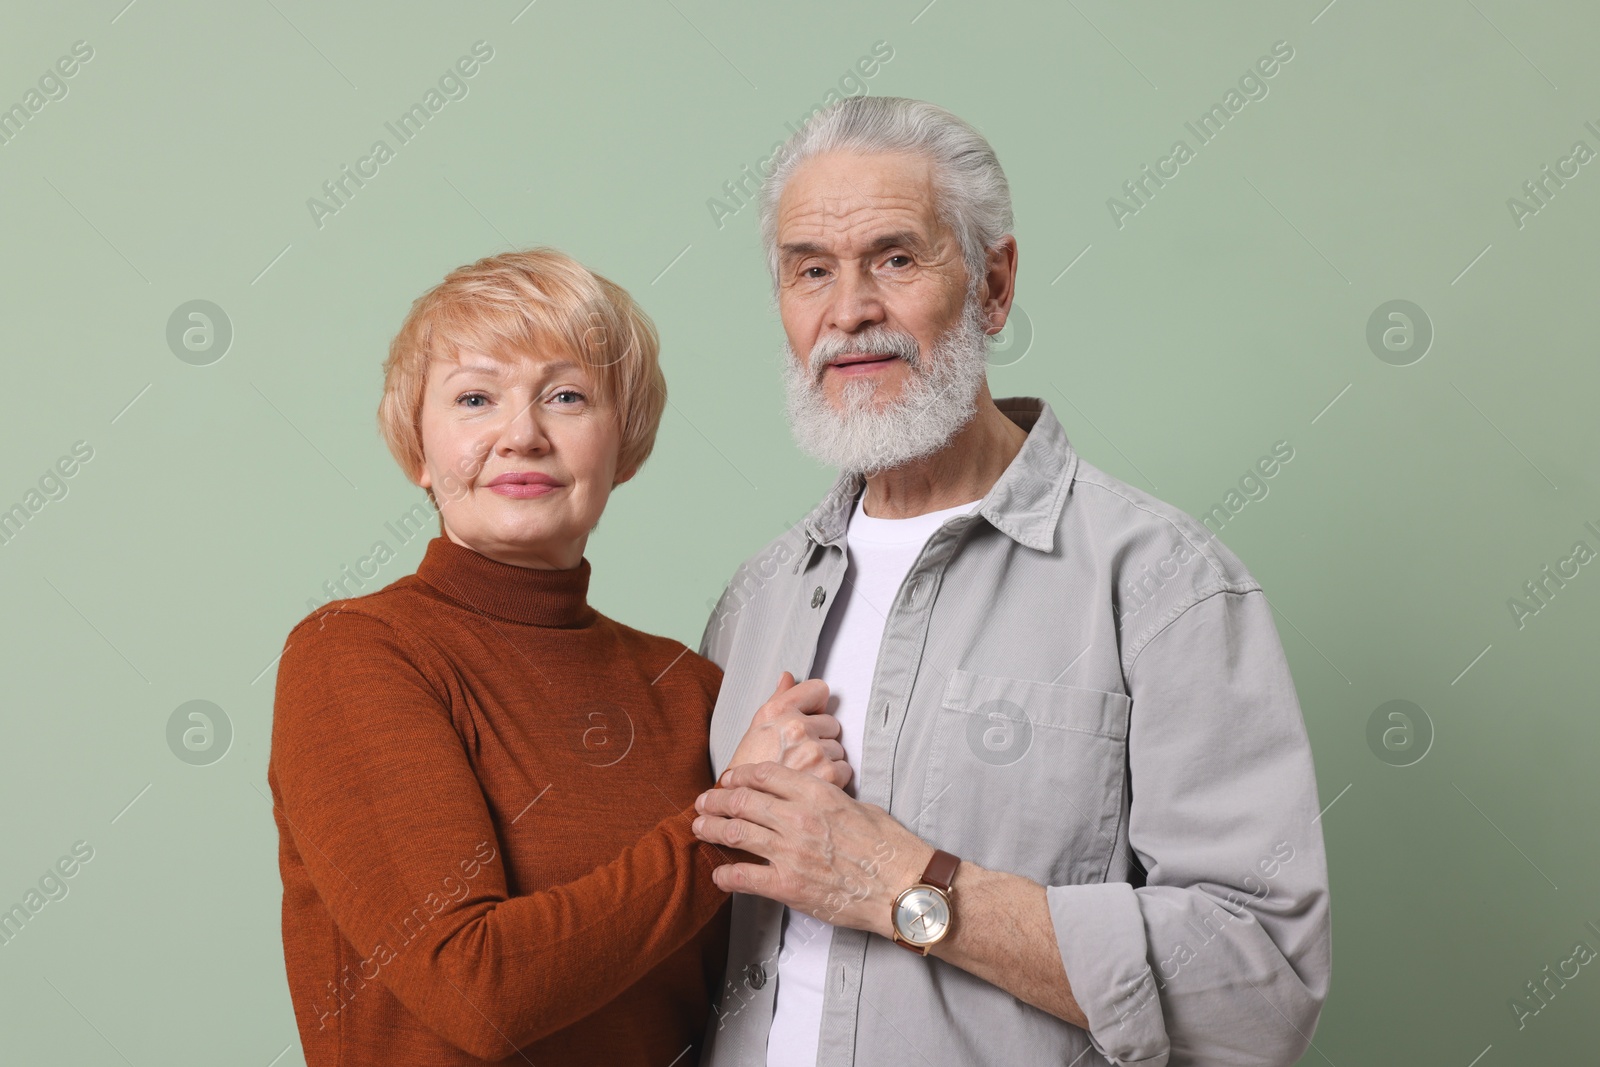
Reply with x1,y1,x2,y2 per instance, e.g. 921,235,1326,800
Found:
921,849,959,893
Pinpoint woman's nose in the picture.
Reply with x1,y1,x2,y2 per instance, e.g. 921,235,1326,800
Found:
499,397,550,453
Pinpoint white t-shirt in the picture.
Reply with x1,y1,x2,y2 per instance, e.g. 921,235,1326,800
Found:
765,491,983,1067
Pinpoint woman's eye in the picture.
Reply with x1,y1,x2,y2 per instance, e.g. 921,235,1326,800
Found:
456,392,489,408
551,389,586,405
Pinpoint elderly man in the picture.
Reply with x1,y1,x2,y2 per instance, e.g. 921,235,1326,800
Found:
691,96,1331,1067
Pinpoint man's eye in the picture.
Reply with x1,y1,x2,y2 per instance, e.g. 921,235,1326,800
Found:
456,392,488,408
802,266,828,279
885,254,912,268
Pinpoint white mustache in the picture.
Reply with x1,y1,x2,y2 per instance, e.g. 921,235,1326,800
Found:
807,329,922,378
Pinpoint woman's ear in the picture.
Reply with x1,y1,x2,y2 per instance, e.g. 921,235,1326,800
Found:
613,462,639,488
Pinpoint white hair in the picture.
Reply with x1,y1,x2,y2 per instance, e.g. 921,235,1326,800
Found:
758,96,1014,291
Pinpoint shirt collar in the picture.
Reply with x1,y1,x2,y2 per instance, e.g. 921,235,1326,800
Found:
801,397,1077,554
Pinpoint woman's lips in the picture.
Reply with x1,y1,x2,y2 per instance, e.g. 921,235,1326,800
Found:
488,482,559,498
485,472,563,498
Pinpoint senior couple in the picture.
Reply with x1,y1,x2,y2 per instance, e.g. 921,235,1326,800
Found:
268,96,1331,1066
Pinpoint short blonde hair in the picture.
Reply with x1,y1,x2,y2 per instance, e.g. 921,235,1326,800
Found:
378,248,666,502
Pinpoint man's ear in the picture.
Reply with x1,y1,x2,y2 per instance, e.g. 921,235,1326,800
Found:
981,235,1020,334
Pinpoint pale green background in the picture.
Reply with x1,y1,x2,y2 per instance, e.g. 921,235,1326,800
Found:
2,1,1595,1063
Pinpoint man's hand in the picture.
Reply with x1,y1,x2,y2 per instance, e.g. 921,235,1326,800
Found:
692,761,931,935
725,673,852,790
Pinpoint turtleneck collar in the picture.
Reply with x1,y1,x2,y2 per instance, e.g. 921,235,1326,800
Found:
414,536,595,628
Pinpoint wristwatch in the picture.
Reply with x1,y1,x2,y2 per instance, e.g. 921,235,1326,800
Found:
890,849,959,954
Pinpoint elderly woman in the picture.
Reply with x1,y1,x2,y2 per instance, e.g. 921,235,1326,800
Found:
267,248,846,1065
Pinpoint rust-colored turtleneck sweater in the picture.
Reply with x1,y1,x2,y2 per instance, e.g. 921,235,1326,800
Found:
267,535,732,1065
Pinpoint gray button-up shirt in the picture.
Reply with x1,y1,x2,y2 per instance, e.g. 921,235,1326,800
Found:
698,397,1331,1067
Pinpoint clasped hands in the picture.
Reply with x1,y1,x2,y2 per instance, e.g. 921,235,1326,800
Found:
694,673,930,938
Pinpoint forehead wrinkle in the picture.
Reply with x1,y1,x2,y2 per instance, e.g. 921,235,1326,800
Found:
783,188,932,228
779,154,944,255
780,198,947,263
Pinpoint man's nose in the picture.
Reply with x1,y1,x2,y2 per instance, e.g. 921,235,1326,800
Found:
825,267,886,336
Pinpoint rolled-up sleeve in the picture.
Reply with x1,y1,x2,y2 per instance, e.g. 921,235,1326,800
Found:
1047,588,1332,1067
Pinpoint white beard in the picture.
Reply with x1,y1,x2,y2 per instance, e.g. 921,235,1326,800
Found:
782,296,992,476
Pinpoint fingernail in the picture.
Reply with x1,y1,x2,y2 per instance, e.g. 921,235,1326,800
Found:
719,770,732,787
692,816,704,834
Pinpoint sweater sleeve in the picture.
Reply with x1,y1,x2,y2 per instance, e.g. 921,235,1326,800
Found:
267,607,731,1062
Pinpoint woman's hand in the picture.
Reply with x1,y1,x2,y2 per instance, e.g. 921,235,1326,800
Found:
726,672,852,791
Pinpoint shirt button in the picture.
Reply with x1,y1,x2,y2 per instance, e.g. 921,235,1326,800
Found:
811,586,826,608
745,963,767,990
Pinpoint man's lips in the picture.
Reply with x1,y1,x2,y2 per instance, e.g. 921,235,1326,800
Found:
485,471,563,498
826,352,901,374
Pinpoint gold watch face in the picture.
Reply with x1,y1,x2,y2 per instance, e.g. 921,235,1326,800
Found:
894,887,951,945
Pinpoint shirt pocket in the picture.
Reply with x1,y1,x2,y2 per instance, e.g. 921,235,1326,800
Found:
917,669,1131,888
